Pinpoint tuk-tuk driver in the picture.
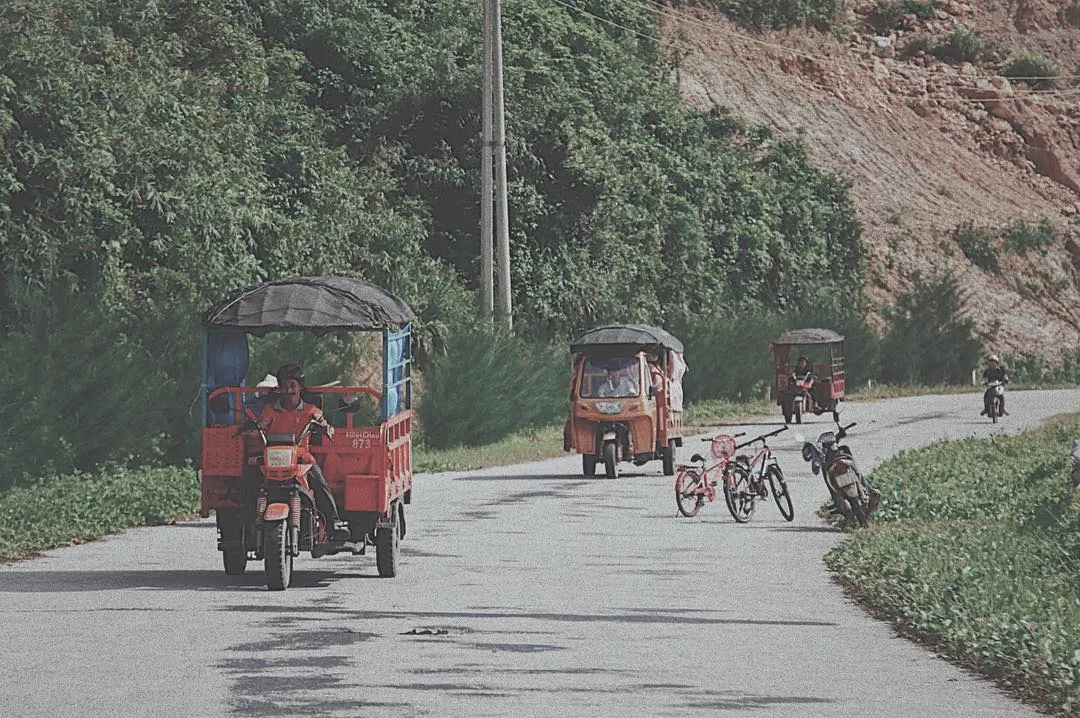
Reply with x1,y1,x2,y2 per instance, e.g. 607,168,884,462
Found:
258,363,351,542
790,356,814,387
598,365,638,398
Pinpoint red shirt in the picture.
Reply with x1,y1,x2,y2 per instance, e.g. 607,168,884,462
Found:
258,399,324,449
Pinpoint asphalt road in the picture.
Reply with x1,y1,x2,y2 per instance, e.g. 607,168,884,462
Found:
2,389,1077,717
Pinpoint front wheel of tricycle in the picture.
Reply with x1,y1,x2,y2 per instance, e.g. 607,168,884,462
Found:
603,441,619,480
264,520,292,591
662,439,676,476
375,507,400,578
583,454,597,477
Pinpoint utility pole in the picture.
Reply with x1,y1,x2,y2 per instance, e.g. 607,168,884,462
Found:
481,0,511,327
480,0,495,320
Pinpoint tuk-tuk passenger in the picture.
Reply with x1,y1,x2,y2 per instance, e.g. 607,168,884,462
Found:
258,363,351,541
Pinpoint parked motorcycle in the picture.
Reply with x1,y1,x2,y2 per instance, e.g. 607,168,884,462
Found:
798,417,878,528
984,380,1006,423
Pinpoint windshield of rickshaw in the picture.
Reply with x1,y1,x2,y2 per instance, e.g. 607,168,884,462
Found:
579,357,641,398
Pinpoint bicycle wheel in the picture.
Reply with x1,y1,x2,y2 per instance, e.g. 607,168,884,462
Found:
767,464,794,522
675,469,704,517
723,465,755,523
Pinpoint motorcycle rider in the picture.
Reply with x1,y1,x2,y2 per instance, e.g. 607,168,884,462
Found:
258,363,351,541
789,356,815,404
980,354,1009,416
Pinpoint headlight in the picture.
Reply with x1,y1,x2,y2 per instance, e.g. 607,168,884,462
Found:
265,447,294,468
596,402,623,414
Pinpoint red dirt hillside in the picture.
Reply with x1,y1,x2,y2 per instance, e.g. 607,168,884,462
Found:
661,1,1080,357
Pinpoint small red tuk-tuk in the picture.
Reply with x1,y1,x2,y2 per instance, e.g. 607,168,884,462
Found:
199,277,414,589
769,328,845,424
565,324,686,479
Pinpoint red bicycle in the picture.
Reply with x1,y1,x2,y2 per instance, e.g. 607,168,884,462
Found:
723,427,794,523
674,432,744,518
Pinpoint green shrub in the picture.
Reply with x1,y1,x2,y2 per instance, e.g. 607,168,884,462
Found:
1002,53,1060,90
901,35,933,59
953,220,1000,272
878,273,982,385
1002,218,1057,254
867,0,939,33
0,464,199,560
1003,347,1080,385
417,324,566,449
704,0,843,30
933,25,988,63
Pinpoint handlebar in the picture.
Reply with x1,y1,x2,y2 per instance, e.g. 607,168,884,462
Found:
735,426,788,450
701,431,746,442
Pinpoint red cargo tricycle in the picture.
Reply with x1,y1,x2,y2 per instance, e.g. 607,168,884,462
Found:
199,277,414,590
769,328,845,425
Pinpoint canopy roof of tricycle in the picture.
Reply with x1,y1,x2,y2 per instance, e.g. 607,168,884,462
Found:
772,327,844,346
570,324,684,354
203,276,414,334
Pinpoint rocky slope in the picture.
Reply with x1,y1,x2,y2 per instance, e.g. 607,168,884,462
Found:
662,0,1080,357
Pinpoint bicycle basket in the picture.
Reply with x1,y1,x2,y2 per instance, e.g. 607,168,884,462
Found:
711,434,736,459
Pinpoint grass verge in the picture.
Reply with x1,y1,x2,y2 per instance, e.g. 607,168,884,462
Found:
0,465,199,562
825,413,1080,714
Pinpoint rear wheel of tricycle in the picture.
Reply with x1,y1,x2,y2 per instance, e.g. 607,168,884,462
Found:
674,469,703,517
767,465,794,522
582,454,597,477
264,520,292,591
375,506,400,578
219,513,247,575
603,441,619,480
662,439,676,476
223,545,247,576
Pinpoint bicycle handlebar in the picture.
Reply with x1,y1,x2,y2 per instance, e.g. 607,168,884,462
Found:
701,431,746,442
735,426,787,450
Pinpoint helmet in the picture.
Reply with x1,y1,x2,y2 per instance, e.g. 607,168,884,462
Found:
988,354,1000,363
275,362,305,385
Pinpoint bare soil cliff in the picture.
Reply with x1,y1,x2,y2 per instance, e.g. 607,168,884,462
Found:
663,1,1080,357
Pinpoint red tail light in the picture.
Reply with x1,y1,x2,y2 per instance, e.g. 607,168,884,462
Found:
832,461,849,476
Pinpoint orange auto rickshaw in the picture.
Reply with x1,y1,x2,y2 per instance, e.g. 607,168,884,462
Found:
769,327,845,425
565,324,686,479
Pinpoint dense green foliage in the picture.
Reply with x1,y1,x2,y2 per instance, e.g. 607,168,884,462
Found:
418,324,565,448
878,273,981,385
0,0,865,476
827,419,1080,714
0,464,199,560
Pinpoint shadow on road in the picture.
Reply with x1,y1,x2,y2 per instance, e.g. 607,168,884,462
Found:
0,568,353,592
219,604,840,627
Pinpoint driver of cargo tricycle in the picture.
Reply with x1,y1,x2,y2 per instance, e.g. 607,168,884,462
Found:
257,363,350,541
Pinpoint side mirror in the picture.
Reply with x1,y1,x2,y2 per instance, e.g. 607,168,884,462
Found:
834,400,845,414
